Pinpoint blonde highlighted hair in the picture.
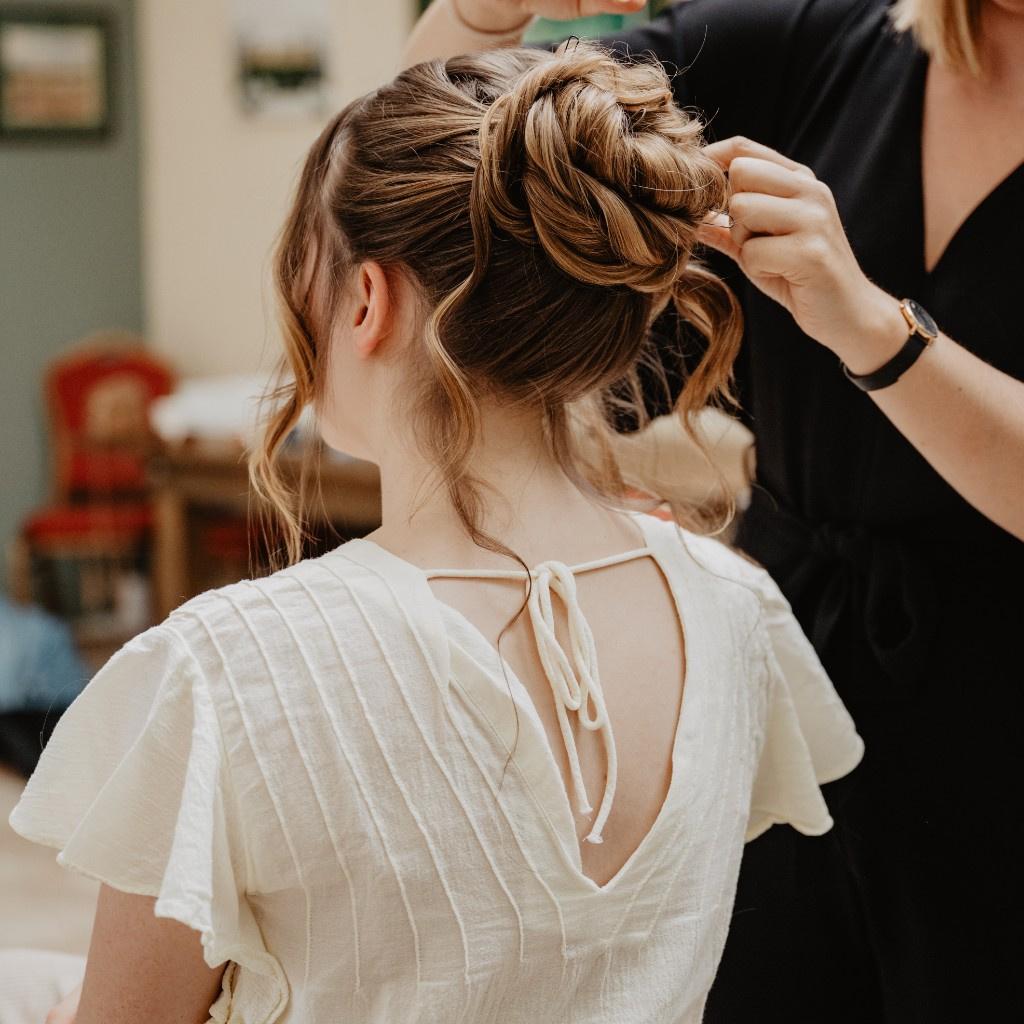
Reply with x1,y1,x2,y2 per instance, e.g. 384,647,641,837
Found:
251,42,742,567
891,0,985,75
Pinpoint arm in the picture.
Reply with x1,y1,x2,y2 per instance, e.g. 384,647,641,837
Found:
404,0,835,148
863,334,1024,542
66,885,225,1024
699,136,1024,541
403,0,646,69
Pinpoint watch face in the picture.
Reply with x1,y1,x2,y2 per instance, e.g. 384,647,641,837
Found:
905,299,939,338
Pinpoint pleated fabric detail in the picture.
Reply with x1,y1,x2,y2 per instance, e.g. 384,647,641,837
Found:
9,514,863,1024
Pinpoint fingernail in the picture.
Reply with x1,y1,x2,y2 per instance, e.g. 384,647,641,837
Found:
703,212,732,228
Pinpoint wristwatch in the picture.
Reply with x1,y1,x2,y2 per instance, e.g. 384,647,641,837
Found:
842,298,939,392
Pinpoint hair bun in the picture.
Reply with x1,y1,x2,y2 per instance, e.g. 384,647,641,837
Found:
474,42,726,294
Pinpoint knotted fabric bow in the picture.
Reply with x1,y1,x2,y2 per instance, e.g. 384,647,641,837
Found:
526,561,618,845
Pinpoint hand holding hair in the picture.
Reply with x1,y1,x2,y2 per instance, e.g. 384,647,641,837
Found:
699,136,1024,543
697,135,906,373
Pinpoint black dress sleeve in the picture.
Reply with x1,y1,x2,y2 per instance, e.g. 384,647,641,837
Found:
584,0,880,424
598,0,879,148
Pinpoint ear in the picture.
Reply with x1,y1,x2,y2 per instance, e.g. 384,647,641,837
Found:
350,261,392,359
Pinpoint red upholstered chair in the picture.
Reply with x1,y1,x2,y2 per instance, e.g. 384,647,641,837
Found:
17,333,175,645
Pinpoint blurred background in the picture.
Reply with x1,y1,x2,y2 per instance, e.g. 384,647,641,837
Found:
0,0,745,957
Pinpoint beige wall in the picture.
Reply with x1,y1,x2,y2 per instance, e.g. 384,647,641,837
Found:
138,0,413,377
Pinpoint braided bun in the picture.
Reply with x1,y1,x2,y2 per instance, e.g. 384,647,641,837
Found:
264,43,741,567
475,41,727,294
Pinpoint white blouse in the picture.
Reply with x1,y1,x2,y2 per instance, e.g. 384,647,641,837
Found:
10,514,863,1024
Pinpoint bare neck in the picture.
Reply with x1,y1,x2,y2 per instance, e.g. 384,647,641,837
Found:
368,406,641,571
973,5,1024,96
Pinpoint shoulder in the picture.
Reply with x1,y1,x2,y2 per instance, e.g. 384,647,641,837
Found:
170,539,375,627
610,0,881,63
149,540,397,689
604,0,886,146
638,513,768,585
685,530,787,607
638,514,786,620
672,0,884,41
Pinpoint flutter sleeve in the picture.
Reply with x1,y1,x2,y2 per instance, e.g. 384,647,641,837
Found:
745,569,865,842
8,623,287,1024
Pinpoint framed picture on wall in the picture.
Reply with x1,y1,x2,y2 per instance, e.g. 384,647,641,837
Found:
0,8,113,140
232,0,330,119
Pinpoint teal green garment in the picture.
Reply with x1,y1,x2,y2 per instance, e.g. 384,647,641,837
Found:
415,0,666,45
523,13,647,44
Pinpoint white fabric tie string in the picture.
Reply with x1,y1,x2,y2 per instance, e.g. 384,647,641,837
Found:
426,547,649,846
526,561,617,845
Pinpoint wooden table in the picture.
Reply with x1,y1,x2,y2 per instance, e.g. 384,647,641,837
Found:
149,443,381,619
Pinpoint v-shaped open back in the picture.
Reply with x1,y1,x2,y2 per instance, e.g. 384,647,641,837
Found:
417,523,692,891
425,546,659,851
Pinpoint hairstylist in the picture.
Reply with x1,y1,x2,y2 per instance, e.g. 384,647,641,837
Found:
406,2,1024,1021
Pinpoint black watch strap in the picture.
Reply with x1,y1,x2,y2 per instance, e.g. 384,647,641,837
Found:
842,332,930,392
842,299,938,392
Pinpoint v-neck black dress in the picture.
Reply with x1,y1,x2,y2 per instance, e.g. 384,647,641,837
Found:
604,1,1024,1020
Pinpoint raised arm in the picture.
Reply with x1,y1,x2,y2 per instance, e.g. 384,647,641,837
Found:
403,0,646,68
699,136,1024,541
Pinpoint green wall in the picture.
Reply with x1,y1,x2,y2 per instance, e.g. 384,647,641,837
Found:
0,0,142,589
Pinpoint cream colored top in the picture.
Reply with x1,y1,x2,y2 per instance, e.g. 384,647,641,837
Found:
10,514,863,1024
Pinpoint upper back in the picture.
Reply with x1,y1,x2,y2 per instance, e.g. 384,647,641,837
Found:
15,510,857,1024
167,512,768,894
423,513,761,887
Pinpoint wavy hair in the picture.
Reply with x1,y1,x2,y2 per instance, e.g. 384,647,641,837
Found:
251,42,742,567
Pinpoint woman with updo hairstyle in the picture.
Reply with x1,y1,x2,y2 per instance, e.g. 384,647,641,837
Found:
410,0,1024,1021
6,43,862,1024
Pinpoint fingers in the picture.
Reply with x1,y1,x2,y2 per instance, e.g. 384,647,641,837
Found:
728,156,815,199
703,139,823,250
701,189,805,260
699,230,799,285
697,220,741,262
728,192,803,236
703,198,797,259
698,138,838,267
699,221,814,278
734,234,826,278
703,136,814,177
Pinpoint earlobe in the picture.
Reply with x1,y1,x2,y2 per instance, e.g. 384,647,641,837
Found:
352,262,391,359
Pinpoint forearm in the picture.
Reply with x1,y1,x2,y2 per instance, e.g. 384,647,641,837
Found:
698,138,1024,543
403,0,532,69
835,298,1024,541
871,334,1024,541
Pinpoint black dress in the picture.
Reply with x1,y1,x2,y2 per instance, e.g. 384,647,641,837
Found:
602,1,1024,1020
